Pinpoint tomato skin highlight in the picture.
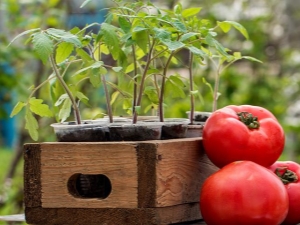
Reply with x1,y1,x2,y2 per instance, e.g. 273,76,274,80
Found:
200,161,288,225
269,161,300,225
203,105,285,168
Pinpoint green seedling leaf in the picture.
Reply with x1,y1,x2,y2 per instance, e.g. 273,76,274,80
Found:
25,110,39,141
55,93,69,106
154,28,171,41
10,101,26,117
187,46,206,58
58,98,72,122
99,23,120,60
218,21,249,39
56,42,74,64
179,32,199,42
182,7,202,17
29,97,53,117
119,16,131,33
90,69,101,87
242,56,263,63
162,40,185,51
172,20,187,33
112,67,123,72
76,91,89,105
32,32,54,64
144,86,159,104
76,48,92,62
132,29,148,53
8,28,41,47
110,91,119,105
46,28,82,47
165,75,185,98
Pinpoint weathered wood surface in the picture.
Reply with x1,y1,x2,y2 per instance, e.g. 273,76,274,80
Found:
24,138,218,225
0,214,207,224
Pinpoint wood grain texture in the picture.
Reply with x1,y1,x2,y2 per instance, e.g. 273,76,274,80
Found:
155,138,218,207
24,138,218,225
24,144,42,207
25,203,200,225
40,142,139,208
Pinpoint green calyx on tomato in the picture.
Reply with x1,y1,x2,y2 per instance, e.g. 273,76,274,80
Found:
275,167,298,184
237,111,260,129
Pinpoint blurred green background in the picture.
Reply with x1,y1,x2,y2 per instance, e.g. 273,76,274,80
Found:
1,0,300,223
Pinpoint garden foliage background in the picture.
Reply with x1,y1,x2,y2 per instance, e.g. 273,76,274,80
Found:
1,0,300,221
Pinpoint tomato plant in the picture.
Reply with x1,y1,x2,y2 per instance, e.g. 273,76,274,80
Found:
200,161,288,225
202,105,285,168
269,161,300,225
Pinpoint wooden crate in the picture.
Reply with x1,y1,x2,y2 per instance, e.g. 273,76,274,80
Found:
24,137,218,225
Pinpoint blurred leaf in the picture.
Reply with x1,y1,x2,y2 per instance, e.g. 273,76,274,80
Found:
32,32,54,64
58,98,72,122
10,101,26,117
25,110,39,141
182,7,202,17
29,97,53,117
56,42,74,64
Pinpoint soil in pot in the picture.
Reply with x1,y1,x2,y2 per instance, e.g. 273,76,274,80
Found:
108,122,162,141
51,121,109,142
145,118,189,140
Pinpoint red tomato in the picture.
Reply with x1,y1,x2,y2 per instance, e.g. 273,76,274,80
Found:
203,105,285,168
269,161,300,225
200,161,289,225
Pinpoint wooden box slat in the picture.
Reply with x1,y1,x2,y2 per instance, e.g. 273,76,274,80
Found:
24,138,218,225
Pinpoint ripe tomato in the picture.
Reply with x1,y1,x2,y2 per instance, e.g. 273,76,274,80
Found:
269,161,300,225
203,105,285,168
200,161,289,225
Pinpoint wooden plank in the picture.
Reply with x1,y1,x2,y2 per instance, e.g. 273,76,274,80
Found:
25,203,201,225
40,142,139,208
155,138,218,207
24,144,42,207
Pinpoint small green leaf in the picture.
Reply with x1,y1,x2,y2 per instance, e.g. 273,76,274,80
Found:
29,97,53,117
76,48,93,62
162,40,185,51
110,91,119,105
55,94,69,106
76,91,89,104
179,32,199,42
32,32,54,64
132,29,148,53
8,28,41,47
58,98,72,122
187,46,206,58
56,42,74,64
90,70,101,87
233,52,242,59
218,21,249,39
242,56,263,63
217,21,231,33
119,17,131,33
112,67,123,72
144,86,159,104
154,28,171,41
46,28,82,47
172,20,187,33
182,7,202,17
25,110,39,141
99,23,120,60
10,101,26,117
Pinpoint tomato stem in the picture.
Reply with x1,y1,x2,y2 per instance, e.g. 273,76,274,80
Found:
237,111,260,129
275,167,298,184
